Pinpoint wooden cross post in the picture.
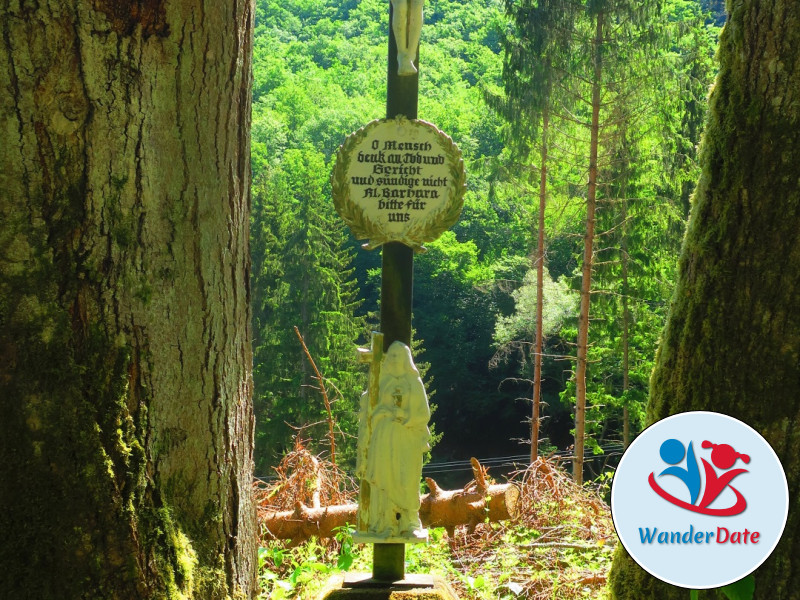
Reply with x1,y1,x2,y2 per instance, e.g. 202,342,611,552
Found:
332,2,464,582
372,1,419,582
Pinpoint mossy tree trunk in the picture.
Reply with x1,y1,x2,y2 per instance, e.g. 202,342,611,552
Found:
0,1,255,598
609,1,800,598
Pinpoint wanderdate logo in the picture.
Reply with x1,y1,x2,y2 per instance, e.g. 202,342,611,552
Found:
649,438,750,516
611,412,788,589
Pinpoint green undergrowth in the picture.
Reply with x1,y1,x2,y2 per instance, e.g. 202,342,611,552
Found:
257,504,615,600
256,453,616,599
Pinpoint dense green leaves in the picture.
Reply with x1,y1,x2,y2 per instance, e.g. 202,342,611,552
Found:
250,0,719,470
487,0,720,466
251,149,365,471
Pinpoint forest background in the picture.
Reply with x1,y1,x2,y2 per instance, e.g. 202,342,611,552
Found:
250,0,726,481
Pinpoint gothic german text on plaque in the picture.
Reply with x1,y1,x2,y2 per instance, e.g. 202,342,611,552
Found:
332,116,466,251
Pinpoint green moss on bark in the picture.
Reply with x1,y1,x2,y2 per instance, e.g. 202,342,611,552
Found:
609,1,800,598
0,264,202,598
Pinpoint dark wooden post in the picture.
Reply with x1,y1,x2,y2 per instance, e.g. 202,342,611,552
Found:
372,0,419,582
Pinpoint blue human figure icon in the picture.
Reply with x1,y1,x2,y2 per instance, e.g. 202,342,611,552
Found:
658,439,701,505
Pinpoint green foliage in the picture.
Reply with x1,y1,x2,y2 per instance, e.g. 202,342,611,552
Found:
487,0,721,461
257,538,339,599
575,0,720,448
256,477,618,600
721,576,755,600
251,0,522,466
332,526,356,570
411,233,529,457
251,148,366,472
250,0,719,469
689,575,755,600
493,269,575,348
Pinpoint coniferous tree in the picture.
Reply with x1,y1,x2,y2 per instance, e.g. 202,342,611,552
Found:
529,0,659,482
566,0,668,483
251,148,365,472
493,0,683,473
580,0,719,450
490,0,578,460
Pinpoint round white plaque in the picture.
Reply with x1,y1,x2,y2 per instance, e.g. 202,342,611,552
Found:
331,117,466,251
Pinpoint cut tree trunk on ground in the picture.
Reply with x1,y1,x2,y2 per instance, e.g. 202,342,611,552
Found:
260,480,520,543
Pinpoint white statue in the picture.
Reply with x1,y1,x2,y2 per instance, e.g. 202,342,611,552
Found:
357,340,430,540
391,0,424,76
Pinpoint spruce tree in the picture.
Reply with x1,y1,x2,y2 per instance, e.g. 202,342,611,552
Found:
490,0,578,460
251,148,365,472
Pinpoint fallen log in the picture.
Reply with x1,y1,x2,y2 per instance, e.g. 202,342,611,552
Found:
259,459,520,543
420,479,520,538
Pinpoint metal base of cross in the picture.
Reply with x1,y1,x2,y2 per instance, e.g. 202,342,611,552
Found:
315,573,460,600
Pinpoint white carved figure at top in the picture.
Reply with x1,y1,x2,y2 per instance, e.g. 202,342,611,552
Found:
391,0,424,76
362,341,430,540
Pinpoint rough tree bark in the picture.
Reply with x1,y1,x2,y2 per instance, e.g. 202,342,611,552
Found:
0,1,255,598
609,1,800,598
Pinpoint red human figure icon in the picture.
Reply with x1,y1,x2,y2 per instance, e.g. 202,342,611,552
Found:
698,441,750,510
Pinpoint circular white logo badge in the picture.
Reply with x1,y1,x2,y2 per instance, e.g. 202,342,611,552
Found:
611,411,788,589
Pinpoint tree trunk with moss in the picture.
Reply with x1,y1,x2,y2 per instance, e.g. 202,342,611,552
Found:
0,1,255,598
609,1,800,598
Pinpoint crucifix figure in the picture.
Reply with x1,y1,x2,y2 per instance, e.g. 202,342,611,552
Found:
391,0,424,75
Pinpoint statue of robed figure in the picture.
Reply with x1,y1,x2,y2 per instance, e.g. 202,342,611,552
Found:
356,336,430,542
